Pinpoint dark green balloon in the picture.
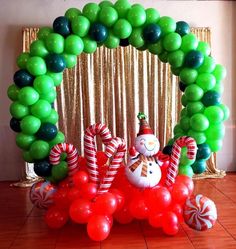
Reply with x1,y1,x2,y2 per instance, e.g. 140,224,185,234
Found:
13,69,34,88
175,21,190,37
196,143,211,160
45,53,66,73
36,123,58,141
191,159,206,174
10,117,21,132
34,160,52,177
201,91,221,107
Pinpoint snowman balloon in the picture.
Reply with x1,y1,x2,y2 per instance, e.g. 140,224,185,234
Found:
126,113,164,188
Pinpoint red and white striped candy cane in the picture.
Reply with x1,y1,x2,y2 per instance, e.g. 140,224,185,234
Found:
97,137,126,195
165,136,197,187
84,123,113,185
49,143,79,186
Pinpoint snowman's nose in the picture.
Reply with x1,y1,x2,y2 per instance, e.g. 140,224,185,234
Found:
148,141,155,146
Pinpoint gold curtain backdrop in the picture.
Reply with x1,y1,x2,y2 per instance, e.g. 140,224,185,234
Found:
20,26,225,184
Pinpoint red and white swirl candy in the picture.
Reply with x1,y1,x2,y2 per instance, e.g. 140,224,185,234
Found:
165,136,197,187
30,181,57,209
184,194,217,231
49,143,79,185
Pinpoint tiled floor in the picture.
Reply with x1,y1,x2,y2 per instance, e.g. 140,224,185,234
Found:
1,174,236,249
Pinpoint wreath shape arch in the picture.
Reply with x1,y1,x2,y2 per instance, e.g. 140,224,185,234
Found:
8,0,229,180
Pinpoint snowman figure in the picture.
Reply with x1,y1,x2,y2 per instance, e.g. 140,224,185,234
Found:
126,113,163,188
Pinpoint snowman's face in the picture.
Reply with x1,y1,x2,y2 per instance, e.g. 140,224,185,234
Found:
135,134,160,156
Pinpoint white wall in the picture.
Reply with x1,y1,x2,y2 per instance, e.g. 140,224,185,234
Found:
0,0,235,180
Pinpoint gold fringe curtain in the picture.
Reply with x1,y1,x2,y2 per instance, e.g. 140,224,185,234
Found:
20,26,224,183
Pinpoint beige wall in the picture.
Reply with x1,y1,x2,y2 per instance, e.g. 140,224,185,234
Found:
0,0,235,180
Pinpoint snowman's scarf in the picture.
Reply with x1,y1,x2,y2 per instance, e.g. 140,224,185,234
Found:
129,154,160,177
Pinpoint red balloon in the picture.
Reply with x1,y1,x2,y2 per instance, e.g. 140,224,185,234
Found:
176,175,194,196
53,188,70,209
58,178,70,188
94,192,117,215
110,188,125,211
104,215,113,228
171,182,189,205
129,194,149,219
162,211,179,235
148,212,163,228
72,170,89,187
68,187,82,202
69,198,93,224
77,156,87,171
87,215,110,241
170,203,183,222
45,206,69,229
81,183,97,200
114,204,134,224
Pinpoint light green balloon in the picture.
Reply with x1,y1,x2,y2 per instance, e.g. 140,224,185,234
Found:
158,51,169,63
157,16,176,35
204,106,224,124
16,133,36,150
17,52,30,69
82,3,100,23
37,27,53,41
18,87,39,106
128,28,145,48
171,66,182,76
179,147,195,166
219,104,230,121
46,71,63,87
212,82,224,94
197,41,211,56
65,8,81,22
10,102,29,119
180,108,187,117
20,115,41,135
190,113,209,132
185,84,204,101
99,1,113,8
212,64,227,81
206,139,222,152
180,116,190,131
180,33,198,53
30,40,48,58
51,161,68,181
148,41,163,55
63,53,77,68
49,131,65,149
30,99,52,119
99,6,118,27
188,129,206,144
104,32,120,49
180,68,198,85
7,84,20,101
71,15,90,37
45,33,64,54
23,150,35,163
127,5,146,27
29,140,50,160
33,75,54,94
64,35,84,56
174,124,184,135
196,73,216,92
181,94,188,107
186,101,204,116
205,124,225,140
168,50,185,68
82,37,97,53
145,8,160,25
40,89,57,103
41,109,59,124
163,33,182,52
113,19,132,39
179,164,194,178
26,56,47,76
114,0,131,18
198,56,215,73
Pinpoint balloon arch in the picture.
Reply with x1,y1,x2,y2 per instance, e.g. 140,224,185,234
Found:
8,0,227,241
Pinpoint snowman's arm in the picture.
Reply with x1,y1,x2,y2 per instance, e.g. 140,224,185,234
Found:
129,146,140,160
154,151,170,166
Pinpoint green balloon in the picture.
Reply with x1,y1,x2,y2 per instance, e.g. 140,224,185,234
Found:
158,51,169,63
185,84,204,101
127,5,146,27
20,115,41,135
37,27,53,41
23,150,35,163
99,6,118,27
197,41,211,56
145,8,160,25
181,94,188,107
180,33,198,53
219,104,230,121
10,102,29,119
137,44,147,51
180,116,190,131
174,124,184,135
51,161,68,181
163,33,182,52
82,3,100,23
205,124,225,140
158,16,176,35
186,101,204,116
179,164,194,177
41,109,59,124
82,37,97,53
212,64,227,81
99,1,113,8
180,108,187,117
171,66,182,76
196,73,216,92
114,0,131,18
190,113,209,132
49,131,65,149
204,106,224,124
33,75,54,94
7,84,20,101
72,15,90,37
198,56,216,73
191,159,206,174
148,41,163,55
188,129,206,144
46,71,63,87
16,133,36,150
168,50,185,68
206,139,222,152
180,68,198,85
18,87,39,106
63,53,77,68
29,140,50,160
26,56,47,76
30,99,52,119
64,35,84,56
40,89,57,103
128,28,145,48
113,19,132,39
104,32,120,48
212,82,224,94
30,40,48,58
45,33,64,54
65,8,81,22
17,52,30,69
180,147,195,166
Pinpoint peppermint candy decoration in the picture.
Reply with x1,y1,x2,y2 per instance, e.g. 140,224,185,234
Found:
184,194,217,231
30,181,57,209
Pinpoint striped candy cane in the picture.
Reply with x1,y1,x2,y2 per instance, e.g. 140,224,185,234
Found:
49,143,79,186
97,137,126,195
84,123,113,185
165,136,197,187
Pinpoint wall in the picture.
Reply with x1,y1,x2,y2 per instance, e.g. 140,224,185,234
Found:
0,0,235,180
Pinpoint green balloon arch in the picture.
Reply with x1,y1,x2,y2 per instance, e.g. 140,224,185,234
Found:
8,0,229,182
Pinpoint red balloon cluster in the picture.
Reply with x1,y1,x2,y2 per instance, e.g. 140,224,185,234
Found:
43,152,194,240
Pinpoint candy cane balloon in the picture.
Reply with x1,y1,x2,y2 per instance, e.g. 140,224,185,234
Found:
97,137,126,195
49,143,79,185
84,123,113,185
165,136,197,187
